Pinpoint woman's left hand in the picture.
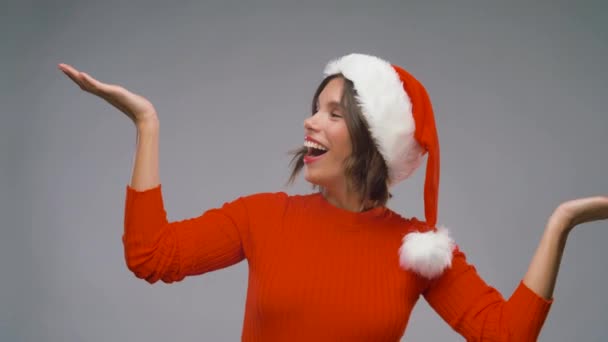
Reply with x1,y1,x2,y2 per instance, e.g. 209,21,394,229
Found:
553,196,608,233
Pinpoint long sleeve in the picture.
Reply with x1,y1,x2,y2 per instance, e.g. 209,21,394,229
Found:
122,184,251,284
423,247,554,341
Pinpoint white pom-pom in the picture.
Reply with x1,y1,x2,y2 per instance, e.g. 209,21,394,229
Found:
398,226,456,279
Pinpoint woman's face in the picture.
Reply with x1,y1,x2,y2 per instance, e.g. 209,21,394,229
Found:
303,77,352,188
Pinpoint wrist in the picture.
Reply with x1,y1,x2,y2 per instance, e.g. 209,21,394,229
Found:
547,208,575,238
136,116,159,131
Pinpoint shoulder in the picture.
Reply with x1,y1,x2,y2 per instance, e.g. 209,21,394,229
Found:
235,191,319,216
234,191,290,212
238,191,319,207
238,191,289,203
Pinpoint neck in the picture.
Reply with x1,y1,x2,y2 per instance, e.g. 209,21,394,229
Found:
321,182,370,212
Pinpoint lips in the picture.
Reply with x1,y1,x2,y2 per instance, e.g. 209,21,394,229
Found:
303,153,326,164
303,136,329,164
305,136,329,149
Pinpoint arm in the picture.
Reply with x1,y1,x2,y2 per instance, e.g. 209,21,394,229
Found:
521,212,568,302
523,197,608,299
423,247,553,342
123,97,249,283
58,63,160,190
424,196,608,341
123,184,251,284
57,64,252,283
125,122,256,283
130,119,160,190
122,88,247,283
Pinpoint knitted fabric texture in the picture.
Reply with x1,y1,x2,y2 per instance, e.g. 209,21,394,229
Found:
123,184,553,341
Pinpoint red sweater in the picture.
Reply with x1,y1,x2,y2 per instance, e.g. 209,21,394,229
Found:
123,184,553,341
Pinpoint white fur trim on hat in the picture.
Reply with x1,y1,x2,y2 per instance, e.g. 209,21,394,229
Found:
398,226,455,279
323,53,426,185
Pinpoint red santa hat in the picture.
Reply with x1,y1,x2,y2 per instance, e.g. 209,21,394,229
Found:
323,53,455,279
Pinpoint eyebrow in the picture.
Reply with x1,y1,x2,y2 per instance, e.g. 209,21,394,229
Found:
315,100,345,110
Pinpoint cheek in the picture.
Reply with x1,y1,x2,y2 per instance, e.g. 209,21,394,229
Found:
336,129,352,156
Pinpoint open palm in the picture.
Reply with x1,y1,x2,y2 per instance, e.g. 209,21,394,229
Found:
58,63,157,125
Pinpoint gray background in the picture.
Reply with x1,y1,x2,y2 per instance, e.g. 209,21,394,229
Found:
3,0,608,341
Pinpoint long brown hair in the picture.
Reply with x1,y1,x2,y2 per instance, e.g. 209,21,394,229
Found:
285,74,393,209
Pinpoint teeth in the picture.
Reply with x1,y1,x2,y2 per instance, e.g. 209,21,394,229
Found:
303,140,328,151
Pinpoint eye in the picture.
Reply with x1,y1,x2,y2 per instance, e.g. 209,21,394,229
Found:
330,113,342,118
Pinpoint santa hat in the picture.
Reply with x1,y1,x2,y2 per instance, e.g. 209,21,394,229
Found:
324,53,455,279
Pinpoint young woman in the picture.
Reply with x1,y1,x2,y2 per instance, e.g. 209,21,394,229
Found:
58,53,608,341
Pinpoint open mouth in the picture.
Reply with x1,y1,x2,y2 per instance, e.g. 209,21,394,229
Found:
304,140,329,157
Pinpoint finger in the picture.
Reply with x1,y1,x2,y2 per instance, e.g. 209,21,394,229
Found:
80,72,103,88
59,65,105,93
59,67,87,90
80,72,115,95
58,63,76,73
58,63,82,79
58,65,98,94
60,64,123,95
81,73,130,101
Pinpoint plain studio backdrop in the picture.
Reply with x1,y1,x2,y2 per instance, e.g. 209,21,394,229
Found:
2,0,607,341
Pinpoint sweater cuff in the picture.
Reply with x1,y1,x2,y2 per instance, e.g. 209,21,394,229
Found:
124,184,167,234
515,279,554,304
125,183,163,195
509,280,554,334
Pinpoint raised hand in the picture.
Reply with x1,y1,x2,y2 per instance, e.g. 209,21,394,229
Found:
58,63,158,126
522,195,608,301
554,196,608,232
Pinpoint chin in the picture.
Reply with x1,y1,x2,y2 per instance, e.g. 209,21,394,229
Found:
304,170,338,190
304,170,324,187
303,174,320,187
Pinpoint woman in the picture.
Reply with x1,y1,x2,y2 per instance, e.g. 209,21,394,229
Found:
58,53,607,341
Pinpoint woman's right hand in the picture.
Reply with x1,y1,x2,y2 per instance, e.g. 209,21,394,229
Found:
58,63,158,126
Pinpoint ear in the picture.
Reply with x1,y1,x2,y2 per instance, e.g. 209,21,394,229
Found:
398,226,456,279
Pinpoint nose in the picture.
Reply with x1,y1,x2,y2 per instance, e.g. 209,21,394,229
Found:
304,112,320,133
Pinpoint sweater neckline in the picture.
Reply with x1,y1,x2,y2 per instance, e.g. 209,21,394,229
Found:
313,192,389,226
